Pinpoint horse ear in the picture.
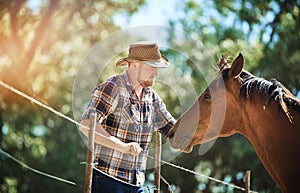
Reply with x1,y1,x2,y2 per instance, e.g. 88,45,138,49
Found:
229,53,244,78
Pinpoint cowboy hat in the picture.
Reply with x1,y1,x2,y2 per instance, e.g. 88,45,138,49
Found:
116,41,170,68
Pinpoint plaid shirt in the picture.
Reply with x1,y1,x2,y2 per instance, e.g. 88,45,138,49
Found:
81,71,175,184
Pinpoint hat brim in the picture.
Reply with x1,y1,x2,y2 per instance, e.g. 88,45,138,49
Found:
116,54,170,68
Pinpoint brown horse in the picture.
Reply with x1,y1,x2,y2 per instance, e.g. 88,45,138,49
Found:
166,53,300,193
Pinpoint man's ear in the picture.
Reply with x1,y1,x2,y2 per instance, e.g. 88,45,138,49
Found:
128,62,138,70
229,53,244,78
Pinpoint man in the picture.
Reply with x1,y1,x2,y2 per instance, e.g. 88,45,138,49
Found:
80,41,176,193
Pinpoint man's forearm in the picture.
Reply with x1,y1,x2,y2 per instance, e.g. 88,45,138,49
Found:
79,119,142,155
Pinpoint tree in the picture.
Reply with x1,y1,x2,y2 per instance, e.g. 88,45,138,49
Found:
212,0,300,93
0,0,145,192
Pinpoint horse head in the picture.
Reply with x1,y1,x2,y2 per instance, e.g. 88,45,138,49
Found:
167,53,245,153
166,53,300,193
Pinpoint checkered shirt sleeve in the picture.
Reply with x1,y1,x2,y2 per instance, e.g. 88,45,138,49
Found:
81,81,119,122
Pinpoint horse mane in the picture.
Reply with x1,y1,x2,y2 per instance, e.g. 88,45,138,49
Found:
217,54,300,123
240,71,300,123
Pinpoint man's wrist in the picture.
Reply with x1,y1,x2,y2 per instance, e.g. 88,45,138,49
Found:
109,136,127,151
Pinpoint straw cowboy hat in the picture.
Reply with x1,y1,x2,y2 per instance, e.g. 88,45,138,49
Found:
116,41,170,68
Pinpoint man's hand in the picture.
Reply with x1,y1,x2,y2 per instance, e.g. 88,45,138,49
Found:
123,142,143,156
80,119,143,156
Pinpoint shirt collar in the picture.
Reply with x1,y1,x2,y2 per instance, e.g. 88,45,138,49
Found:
121,71,152,102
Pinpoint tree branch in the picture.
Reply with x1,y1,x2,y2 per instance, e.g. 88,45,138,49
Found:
23,0,59,70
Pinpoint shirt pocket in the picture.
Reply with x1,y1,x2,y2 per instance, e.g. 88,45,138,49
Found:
120,101,140,124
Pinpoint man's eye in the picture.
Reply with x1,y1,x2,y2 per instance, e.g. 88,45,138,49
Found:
204,93,211,101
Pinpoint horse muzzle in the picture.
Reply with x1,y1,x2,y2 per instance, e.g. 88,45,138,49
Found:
169,136,193,153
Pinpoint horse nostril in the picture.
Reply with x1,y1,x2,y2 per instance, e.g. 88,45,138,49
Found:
165,129,175,139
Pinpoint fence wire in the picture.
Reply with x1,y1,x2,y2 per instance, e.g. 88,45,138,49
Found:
0,80,258,193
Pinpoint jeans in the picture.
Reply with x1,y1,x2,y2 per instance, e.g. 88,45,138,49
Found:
91,169,145,193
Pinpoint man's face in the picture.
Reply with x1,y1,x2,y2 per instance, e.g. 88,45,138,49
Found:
137,63,158,87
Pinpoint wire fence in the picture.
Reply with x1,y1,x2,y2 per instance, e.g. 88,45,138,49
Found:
0,80,258,193
0,148,81,187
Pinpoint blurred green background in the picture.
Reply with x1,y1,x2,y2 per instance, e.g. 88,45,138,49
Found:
0,0,299,192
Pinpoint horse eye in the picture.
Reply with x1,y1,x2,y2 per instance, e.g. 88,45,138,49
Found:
203,93,211,101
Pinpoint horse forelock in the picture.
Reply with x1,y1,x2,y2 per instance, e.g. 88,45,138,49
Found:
239,71,300,123
217,54,233,71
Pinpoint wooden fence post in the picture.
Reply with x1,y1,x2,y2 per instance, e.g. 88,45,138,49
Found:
84,113,96,193
154,132,162,193
245,170,251,193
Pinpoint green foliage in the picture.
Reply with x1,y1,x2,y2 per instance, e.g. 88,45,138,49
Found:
0,0,145,193
258,5,300,92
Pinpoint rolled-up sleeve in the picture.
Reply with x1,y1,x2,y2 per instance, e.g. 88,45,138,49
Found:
81,81,119,123
153,94,176,137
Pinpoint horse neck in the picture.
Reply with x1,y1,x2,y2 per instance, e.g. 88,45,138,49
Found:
238,92,300,193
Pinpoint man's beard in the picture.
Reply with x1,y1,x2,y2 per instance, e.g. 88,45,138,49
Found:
139,80,154,87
